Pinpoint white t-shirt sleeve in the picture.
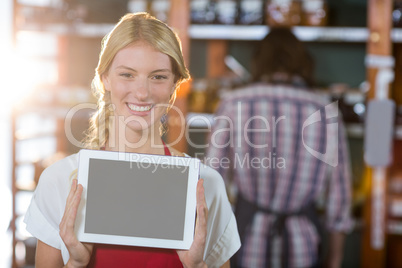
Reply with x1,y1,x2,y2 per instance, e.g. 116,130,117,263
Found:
23,154,77,263
201,164,241,267
24,194,63,249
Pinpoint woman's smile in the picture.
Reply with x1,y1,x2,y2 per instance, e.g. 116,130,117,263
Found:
126,103,154,113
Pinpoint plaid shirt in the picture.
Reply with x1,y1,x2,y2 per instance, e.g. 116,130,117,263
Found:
205,84,353,268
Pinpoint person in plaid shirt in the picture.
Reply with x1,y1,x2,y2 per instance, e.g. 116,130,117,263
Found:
205,28,353,268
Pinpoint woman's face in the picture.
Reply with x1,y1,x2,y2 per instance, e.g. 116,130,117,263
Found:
103,42,175,137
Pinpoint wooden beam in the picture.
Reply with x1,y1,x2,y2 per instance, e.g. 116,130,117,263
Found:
57,36,69,86
166,0,190,153
207,40,228,78
168,0,190,66
361,0,393,267
366,0,393,99
392,44,402,106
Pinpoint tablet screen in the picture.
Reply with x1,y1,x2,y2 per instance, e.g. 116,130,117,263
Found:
76,149,200,249
86,158,189,240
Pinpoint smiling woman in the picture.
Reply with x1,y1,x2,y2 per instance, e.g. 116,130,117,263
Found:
23,12,240,268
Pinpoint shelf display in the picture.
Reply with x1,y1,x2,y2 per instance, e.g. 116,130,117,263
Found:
190,0,217,24
266,0,302,27
393,0,402,28
215,0,237,25
127,0,148,13
238,0,264,25
189,24,372,42
66,0,129,23
301,0,328,26
149,0,171,22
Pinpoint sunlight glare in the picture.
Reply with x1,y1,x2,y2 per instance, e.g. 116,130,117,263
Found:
3,52,38,111
2,32,58,113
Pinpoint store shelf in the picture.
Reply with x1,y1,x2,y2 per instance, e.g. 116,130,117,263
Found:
16,182,37,192
17,22,115,37
389,197,402,218
189,25,369,41
388,220,402,235
15,131,56,141
17,22,402,42
189,25,268,40
189,25,402,43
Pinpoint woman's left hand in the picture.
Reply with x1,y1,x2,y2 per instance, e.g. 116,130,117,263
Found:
177,179,208,268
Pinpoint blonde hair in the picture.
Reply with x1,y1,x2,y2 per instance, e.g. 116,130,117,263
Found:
84,12,190,149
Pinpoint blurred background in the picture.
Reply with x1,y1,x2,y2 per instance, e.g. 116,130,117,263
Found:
1,0,402,267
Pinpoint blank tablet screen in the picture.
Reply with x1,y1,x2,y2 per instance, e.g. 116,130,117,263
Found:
85,159,189,240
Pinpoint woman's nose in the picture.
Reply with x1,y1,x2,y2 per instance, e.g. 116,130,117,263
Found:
134,79,149,100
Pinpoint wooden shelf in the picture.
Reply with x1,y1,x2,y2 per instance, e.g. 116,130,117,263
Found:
15,131,56,141
190,25,371,42
16,182,36,192
189,25,402,43
17,22,115,37
16,22,402,43
388,220,402,235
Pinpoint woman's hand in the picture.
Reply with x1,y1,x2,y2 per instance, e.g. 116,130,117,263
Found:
59,179,94,268
177,179,208,268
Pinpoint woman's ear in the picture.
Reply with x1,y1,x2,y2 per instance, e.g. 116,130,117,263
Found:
102,74,111,91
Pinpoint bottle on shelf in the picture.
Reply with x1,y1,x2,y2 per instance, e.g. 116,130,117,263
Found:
237,0,265,25
301,0,328,26
205,0,218,24
393,0,402,28
190,0,212,24
265,0,302,27
215,0,238,25
149,0,171,22
127,0,148,13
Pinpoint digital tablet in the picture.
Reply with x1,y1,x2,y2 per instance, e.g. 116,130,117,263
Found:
75,149,200,250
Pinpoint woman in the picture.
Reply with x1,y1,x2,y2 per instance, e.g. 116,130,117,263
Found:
24,12,240,268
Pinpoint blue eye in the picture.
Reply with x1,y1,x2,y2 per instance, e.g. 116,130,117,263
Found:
120,73,133,78
152,75,168,80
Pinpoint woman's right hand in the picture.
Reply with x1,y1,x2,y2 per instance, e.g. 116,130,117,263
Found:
59,179,94,268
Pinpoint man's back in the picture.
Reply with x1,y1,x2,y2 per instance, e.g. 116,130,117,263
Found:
206,83,352,268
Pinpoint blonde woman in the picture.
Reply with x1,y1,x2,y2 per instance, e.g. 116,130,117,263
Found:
24,13,240,268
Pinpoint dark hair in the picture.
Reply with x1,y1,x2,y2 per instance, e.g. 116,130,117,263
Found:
251,27,315,87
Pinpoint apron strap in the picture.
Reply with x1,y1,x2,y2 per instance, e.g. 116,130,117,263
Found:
234,194,323,268
161,140,171,156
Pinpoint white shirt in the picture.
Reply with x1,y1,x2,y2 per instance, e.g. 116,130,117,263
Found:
24,153,240,267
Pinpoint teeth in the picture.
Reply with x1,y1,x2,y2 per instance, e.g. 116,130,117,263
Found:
128,103,152,112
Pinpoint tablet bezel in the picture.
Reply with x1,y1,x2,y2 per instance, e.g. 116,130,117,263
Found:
75,149,200,250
